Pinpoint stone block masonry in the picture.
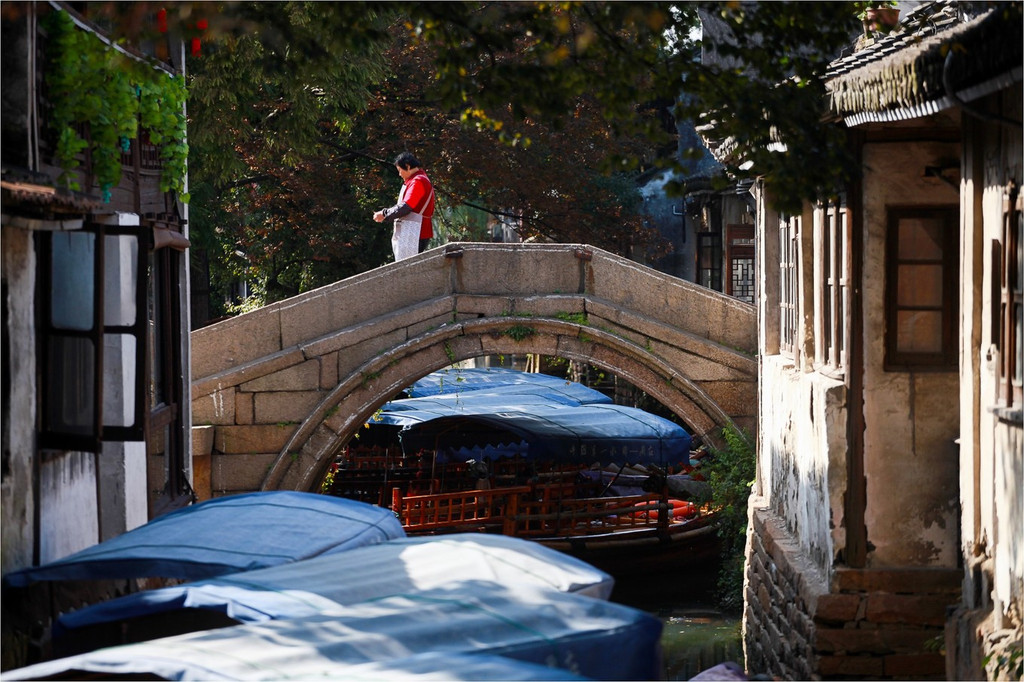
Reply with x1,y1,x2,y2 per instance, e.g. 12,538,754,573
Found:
190,244,758,494
745,506,960,680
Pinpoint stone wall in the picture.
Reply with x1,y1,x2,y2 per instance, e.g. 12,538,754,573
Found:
745,504,961,680
744,502,827,681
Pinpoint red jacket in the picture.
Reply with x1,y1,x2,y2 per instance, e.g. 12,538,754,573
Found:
398,170,435,240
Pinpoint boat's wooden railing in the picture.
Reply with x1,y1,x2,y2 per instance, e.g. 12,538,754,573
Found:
509,492,669,538
392,483,672,539
392,485,533,534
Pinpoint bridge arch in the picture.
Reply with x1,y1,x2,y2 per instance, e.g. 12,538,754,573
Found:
263,319,739,492
190,243,756,496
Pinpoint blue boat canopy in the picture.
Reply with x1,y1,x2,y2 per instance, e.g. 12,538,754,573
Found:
375,369,691,467
8,582,662,681
4,491,406,587
405,367,611,402
51,534,615,654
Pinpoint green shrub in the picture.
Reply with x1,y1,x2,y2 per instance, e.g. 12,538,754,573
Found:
705,425,755,611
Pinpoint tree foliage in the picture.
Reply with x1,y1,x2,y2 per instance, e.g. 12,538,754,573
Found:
704,425,756,612
185,2,673,317
404,2,863,212
78,2,864,317
360,27,664,256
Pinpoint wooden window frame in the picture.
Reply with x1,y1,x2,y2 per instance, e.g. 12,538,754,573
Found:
38,221,149,452
821,198,849,372
998,182,1022,407
779,214,800,358
726,224,755,303
884,207,959,371
697,231,723,292
144,215,192,516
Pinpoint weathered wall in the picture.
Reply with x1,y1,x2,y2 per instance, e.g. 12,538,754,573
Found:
743,502,827,681
1,227,37,575
861,140,962,569
759,357,848,576
948,86,1024,681
745,503,961,681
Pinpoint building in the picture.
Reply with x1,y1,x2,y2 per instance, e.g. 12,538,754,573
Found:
640,115,757,303
737,2,1022,679
1,3,193,669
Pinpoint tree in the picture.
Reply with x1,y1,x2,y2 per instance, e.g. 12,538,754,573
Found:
185,3,399,315
404,2,863,211
187,3,671,319
80,2,864,316
358,27,666,256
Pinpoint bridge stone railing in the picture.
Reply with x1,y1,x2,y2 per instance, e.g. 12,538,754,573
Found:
190,243,756,497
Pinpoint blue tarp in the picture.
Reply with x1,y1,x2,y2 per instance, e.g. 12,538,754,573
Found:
8,582,662,681
398,403,691,466
376,369,692,467
51,533,615,652
406,367,611,402
4,491,406,587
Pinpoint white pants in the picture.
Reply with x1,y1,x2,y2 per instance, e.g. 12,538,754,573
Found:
392,218,420,261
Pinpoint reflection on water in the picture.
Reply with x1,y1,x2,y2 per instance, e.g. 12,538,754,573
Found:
611,561,744,681
658,607,743,680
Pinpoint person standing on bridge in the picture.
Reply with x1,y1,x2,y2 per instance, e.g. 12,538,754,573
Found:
373,152,435,261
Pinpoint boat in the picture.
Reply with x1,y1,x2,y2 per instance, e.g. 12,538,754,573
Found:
6,581,664,681
328,367,721,575
4,490,406,587
48,533,616,656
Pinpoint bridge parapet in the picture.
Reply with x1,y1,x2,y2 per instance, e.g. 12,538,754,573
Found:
190,243,756,497
192,243,754,381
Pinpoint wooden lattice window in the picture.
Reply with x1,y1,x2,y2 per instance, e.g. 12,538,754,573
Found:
821,198,849,371
779,214,800,357
726,225,755,303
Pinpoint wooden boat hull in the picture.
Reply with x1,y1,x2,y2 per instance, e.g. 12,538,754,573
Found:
536,513,722,577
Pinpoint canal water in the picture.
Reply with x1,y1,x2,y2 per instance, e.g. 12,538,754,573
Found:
610,560,744,680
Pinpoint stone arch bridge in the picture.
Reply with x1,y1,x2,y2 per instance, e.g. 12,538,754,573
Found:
190,243,756,497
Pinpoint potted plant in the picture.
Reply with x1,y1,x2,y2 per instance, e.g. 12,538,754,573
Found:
857,1,900,35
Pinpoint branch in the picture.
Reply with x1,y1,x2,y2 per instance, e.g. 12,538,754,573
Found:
215,174,278,192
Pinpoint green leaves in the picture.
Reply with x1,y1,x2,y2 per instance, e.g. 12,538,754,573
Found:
704,425,756,610
42,10,188,200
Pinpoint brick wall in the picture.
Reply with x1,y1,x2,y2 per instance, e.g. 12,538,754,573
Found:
745,506,961,680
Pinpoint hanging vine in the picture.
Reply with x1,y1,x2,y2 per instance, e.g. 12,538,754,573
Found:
42,9,189,201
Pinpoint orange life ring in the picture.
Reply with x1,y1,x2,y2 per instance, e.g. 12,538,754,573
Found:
632,499,696,520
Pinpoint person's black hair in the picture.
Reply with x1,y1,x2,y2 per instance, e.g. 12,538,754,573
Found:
394,151,421,170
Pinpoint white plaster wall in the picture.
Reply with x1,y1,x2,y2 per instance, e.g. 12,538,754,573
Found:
963,93,1024,627
1,227,37,574
992,422,1023,625
99,232,148,538
38,451,99,563
861,140,962,568
760,355,848,574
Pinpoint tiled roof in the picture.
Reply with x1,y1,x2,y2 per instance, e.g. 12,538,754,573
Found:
1,176,103,215
826,1,1023,125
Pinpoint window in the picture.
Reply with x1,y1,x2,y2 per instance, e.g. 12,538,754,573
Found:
39,219,147,451
145,215,191,516
885,208,958,370
998,182,1022,406
779,214,800,357
821,198,849,371
726,224,755,303
697,231,723,292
